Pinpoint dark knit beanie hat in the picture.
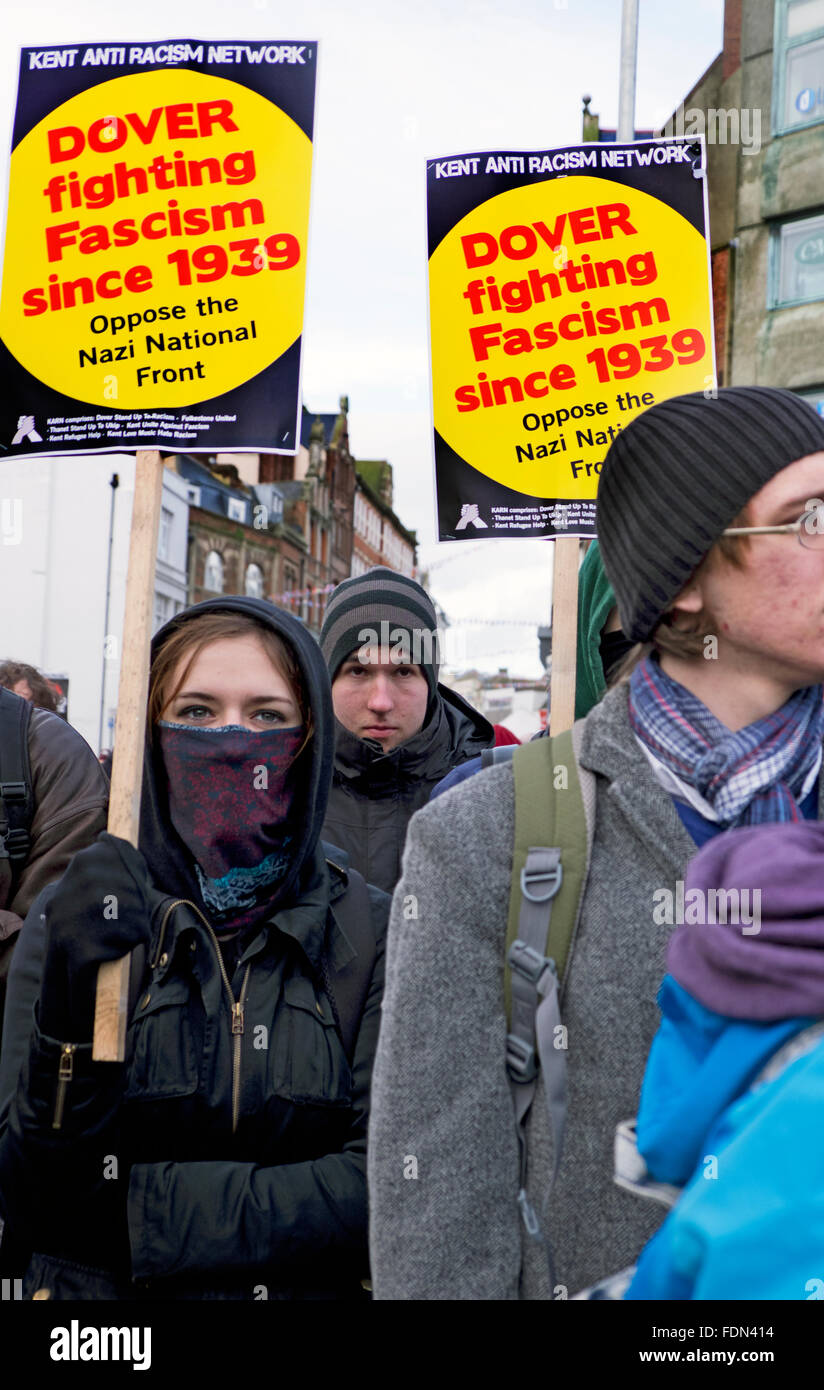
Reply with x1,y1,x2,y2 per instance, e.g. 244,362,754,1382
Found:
597,386,824,642
320,567,441,697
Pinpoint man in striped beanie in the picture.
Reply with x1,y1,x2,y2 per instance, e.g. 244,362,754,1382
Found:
319,566,493,893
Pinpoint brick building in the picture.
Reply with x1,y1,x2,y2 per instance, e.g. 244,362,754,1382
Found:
260,397,357,630
174,455,287,606
659,0,824,409
171,396,417,633
352,460,417,577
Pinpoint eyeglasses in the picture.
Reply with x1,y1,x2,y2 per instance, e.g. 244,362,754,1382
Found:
722,501,824,550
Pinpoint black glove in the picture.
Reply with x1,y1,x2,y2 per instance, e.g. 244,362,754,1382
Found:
39,832,154,1042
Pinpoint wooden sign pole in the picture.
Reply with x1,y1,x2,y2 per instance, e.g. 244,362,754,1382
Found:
549,536,579,735
92,450,165,1062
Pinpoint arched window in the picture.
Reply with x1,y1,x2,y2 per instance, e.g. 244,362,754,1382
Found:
204,549,224,593
245,562,264,598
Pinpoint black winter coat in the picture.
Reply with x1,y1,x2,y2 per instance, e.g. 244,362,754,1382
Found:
322,684,494,894
0,597,388,1301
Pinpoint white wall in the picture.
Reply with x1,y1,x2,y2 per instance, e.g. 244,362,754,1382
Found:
0,455,188,753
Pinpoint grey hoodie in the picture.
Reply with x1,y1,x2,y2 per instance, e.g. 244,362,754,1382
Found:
367,683,728,1298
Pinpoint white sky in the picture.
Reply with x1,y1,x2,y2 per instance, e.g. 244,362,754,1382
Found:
0,0,724,676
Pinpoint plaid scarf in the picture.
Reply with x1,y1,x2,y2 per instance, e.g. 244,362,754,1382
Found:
627,656,824,827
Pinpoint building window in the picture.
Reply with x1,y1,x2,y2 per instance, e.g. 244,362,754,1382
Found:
204,549,224,593
152,592,173,633
245,562,264,598
186,485,201,507
775,0,824,133
158,507,173,560
771,210,824,305
227,496,247,523
282,564,298,611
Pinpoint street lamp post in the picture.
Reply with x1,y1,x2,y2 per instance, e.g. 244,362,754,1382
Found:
617,0,639,143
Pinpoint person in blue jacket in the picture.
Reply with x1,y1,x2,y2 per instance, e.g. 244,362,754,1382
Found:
622,819,824,1301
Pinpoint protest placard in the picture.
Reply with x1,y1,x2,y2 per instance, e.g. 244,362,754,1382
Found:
427,138,715,541
0,40,316,457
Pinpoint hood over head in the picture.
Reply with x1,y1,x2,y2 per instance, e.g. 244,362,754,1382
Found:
669,821,824,1021
635,821,824,1185
574,538,623,720
139,596,333,918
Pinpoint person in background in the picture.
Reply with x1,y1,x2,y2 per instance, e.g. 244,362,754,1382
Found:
320,568,494,894
0,662,59,714
574,538,634,718
0,684,108,1043
0,597,387,1299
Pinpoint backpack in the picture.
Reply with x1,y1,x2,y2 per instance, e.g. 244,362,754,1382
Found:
484,725,596,1282
0,689,35,907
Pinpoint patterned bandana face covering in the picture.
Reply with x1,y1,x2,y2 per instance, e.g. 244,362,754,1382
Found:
628,655,824,827
157,722,304,930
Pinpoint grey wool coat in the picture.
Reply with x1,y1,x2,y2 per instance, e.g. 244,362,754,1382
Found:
367,682,712,1299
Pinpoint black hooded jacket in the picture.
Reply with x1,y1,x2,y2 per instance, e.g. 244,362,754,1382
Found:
322,683,494,894
0,597,387,1300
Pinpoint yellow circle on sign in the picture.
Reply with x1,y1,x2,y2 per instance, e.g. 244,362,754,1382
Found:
0,68,312,408
429,175,713,498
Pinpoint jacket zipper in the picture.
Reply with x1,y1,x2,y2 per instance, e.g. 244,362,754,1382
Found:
52,1043,75,1130
231,965,252,1135
158,898,251,1134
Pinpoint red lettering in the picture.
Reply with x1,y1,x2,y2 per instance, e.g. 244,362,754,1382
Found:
47,126,84,163
124,264,153,292
196,100,238,136
88,118,127,154
461,232,498,268
549,363,576,390
124,108,164,145
46,221,80,263
165,104,197,138
567,208,598,242
524,371,548,398
596,203,637,238
469,322,502,361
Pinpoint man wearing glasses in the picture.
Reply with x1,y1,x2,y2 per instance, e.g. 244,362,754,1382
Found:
368,386,824,1300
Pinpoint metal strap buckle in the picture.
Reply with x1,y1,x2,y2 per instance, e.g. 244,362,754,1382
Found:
506,1032,539,1083
0,782,27,803
520,861,562,903
3,828,29,862
508,939,557,988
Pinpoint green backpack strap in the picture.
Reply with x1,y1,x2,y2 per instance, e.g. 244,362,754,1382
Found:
502,722,594,1281
504,726,590,1025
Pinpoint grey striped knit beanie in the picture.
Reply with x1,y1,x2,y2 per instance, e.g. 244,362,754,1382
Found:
320,567,440,695
597,386,824,643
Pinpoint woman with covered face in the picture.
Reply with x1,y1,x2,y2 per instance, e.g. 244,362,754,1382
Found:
0,598,387,1300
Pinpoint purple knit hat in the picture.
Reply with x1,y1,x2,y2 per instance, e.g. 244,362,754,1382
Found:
668,821,824,1021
